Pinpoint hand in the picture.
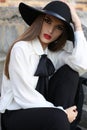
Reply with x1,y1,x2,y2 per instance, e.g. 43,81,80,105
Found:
59,0,82,31
65,106,78,123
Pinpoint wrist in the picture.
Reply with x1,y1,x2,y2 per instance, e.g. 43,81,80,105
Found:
64,109,68,115
74,24,82,31
74,21,82,31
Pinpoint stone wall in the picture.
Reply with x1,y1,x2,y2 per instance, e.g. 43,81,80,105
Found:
0,7,87,128
0,7,27,88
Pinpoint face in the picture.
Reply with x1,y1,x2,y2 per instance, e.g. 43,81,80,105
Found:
39,15,65,49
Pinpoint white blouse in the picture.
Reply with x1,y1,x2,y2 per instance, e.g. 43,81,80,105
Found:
0,31,87,113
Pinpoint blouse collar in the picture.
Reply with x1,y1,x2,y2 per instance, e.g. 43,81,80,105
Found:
32,37,48,56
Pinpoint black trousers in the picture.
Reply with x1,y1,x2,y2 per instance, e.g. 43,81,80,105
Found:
1,65,79,130
48,65,80,130
48,65,79,109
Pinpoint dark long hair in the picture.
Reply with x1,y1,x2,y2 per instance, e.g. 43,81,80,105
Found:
4,14,68,79
48,29,68,51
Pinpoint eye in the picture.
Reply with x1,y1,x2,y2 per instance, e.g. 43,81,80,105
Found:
56,25,65,31
44,17,52,24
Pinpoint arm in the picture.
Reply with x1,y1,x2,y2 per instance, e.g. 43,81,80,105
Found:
9,43,55,108
66,2,82,31
9,42,78,123
65,31,87,76
60,0,82,31
59,1,87,75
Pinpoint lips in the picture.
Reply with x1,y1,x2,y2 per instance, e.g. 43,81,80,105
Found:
44,34,52,40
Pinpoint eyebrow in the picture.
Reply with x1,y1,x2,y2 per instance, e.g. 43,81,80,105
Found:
45,16,52,22
45,16,64,26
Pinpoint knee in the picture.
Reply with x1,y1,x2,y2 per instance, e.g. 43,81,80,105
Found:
62,64,79,77
57,64,79,82
51,109,70,130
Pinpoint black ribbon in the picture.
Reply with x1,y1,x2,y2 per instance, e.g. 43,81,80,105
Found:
34,54,55,99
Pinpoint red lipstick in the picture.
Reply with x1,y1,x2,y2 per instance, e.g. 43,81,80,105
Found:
44,34,51,40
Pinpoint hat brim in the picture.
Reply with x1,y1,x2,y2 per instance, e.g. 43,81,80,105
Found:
19,2,74,44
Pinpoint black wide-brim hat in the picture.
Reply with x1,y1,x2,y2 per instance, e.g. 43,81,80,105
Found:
19,1,74,44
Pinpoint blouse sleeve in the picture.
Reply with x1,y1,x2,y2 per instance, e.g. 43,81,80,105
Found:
65,31,87,76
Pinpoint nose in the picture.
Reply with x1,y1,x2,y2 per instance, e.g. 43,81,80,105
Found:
48,26,55,34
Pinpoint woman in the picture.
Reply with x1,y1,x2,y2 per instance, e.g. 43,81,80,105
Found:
0,0,87,130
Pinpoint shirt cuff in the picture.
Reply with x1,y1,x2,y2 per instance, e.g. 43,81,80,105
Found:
57,106,67,113
74,31,85,40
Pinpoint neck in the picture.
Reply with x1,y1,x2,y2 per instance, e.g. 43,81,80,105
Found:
38,37,48,50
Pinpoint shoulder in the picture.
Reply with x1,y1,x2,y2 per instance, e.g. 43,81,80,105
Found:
13,41,32,50
11,41,33,55
10,41,35,65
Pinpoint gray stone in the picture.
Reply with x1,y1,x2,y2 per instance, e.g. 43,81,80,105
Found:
0,7,21,20
4,25,18,52
83,85,87,105
80,105,87,128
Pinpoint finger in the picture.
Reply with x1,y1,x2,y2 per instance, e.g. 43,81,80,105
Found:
70,105,77,110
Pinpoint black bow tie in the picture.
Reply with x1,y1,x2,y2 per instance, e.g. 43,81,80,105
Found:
35,54,55,77
34,54,55,99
